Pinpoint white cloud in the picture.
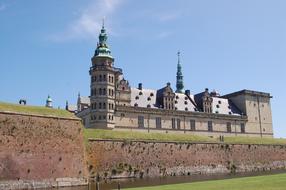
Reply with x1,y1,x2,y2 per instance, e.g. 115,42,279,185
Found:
157,12,181,22
50,0,123,42
157,31,172,39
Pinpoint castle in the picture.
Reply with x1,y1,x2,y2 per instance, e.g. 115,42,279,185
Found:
71,24,273,138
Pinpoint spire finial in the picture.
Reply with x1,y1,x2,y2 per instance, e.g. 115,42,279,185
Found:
102,17,105,29
177,51,181,64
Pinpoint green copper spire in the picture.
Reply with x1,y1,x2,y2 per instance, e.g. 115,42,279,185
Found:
94,19,113,58
176,51,184,93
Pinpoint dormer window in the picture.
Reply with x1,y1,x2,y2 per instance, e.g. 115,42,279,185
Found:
184,97,188,100
147,104,151,108
184,101,188,105
185,107,188,111
134,103,138,107
135,96,139,100
150,93,154,97
216,105,220,108
175,100,178,104
176,96,179,99
139,91,143,95
229,112,232,115
218,100,222,104
147,97,151,101
215,111,219,114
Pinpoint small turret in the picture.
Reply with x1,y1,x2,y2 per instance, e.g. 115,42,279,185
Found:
46,95,53,108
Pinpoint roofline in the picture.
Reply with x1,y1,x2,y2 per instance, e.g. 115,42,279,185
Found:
222,89,272,99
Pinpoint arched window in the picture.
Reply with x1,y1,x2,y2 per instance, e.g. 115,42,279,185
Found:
99,75,102,81
103,103,106,109
99,88,102,95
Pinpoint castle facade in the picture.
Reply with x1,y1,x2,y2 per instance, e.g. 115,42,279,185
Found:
74,25,273,138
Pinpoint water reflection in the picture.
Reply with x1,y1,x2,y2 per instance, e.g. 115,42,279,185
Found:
51,170,286,190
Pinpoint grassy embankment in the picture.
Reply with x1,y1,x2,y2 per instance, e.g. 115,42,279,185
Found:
1,101,285,145
84,128,286,145
0,101,76,118
125,173,286,190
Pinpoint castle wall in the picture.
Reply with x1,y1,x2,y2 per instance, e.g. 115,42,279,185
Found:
114,106,272,137
87,139,286,179
0,111,88,188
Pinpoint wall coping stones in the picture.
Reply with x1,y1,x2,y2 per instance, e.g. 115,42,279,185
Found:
88,138,286,147
0,111,81,121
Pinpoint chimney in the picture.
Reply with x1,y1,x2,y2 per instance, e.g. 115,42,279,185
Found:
138,83,142,90
167,82,171,87
185,90,190,96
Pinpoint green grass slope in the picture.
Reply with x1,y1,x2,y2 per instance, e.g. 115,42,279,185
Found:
84,129,286,145
0,101,76,118
126,173,286,190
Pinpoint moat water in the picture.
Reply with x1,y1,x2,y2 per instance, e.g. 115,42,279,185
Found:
51,170,286,190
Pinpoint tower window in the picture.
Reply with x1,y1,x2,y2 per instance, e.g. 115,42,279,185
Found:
103,103,106,109
99,103,102,109
177,119,181,129
227,122,231,133
109,76,111,82
190,120,196,131
241,123,245,133
208,121,213,132
138,116,144,128
172,118,176,129
156,117,161,129
103,75,106,81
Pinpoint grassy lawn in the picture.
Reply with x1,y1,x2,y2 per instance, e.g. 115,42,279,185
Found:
84,129,286,145
125,173,286,190
0,101,76,118
84,128,217,143
224,136,286,145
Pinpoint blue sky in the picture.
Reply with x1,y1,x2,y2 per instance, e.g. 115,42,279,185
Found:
0,0,285,137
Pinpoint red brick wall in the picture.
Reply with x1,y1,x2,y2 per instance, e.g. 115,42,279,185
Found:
0,112,87,181
87,139,286,178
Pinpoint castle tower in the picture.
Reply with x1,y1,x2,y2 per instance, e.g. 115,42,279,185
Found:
89,23,120,129
176,51,184,93
45,95,53,108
